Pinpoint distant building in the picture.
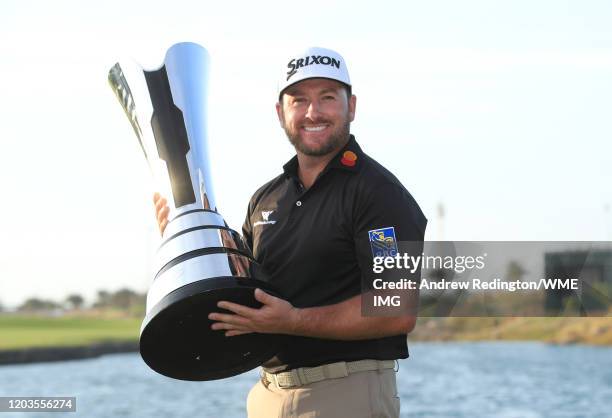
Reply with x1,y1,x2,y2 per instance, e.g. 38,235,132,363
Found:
544,249,612,314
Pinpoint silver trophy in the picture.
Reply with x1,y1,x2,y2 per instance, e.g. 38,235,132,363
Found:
108,42,282,381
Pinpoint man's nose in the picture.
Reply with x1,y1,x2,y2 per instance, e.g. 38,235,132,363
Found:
305,100,322,120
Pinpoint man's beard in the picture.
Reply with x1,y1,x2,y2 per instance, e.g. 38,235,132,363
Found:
282,119,351,157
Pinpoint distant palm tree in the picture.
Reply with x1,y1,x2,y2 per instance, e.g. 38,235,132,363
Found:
93,288,145,310
18,298,60,312
111,288,144,309
94,290,111,308
65,294,85,310
506,260,527,281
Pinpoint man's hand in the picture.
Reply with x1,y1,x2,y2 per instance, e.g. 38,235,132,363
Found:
153,192,170,235
208,289,416,341
209,289,416,340
208,288,300,337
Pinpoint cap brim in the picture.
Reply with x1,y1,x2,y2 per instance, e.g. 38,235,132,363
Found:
278,76,352,101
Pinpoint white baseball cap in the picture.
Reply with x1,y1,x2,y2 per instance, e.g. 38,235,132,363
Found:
277,46,351,99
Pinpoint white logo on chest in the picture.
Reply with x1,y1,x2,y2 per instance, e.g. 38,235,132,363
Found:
254,210,277,226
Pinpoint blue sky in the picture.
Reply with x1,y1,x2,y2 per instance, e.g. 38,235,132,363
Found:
0,0,611,307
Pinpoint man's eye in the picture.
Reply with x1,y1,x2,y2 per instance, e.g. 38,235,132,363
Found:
322,95,335,100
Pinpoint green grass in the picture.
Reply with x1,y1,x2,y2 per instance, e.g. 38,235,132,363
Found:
0,314,141,350
3,312,611,351
411,315,612,345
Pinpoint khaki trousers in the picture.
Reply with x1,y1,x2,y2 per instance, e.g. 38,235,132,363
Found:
246,368,400,418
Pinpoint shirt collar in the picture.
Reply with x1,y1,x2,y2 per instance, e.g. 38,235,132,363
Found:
283,135,363,180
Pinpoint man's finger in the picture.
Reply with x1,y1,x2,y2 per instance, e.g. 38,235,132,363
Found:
254,288,276,304
155,197,168,213
159,219,168,235
157,206,169,224
216,300,259,317
156,202,169,218
209,312,252,327
210,321,251,331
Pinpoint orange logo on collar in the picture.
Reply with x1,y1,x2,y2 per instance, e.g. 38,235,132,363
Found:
340,151,357,167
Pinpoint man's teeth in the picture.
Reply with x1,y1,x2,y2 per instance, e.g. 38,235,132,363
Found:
303,125,327,132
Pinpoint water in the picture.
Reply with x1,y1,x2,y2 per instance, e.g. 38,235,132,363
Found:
0,342,610,418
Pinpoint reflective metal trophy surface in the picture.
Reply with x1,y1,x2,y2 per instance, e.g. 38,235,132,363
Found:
108,42,282,381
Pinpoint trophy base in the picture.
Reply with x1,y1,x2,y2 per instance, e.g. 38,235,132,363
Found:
139,277,285,381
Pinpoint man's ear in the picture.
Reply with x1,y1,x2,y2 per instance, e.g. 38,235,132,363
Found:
275,101,284,127
348,94,357,122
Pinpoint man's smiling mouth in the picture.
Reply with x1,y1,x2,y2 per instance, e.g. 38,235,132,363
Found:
303,125,328,132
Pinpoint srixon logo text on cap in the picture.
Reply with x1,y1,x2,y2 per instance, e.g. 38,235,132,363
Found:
286,55,341,81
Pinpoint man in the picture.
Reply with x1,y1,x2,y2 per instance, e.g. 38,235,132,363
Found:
154,46,426,417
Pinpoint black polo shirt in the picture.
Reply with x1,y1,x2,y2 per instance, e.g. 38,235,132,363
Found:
242,135,427,373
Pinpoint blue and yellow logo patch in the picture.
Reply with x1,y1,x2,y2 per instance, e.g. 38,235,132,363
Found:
368,227,398,257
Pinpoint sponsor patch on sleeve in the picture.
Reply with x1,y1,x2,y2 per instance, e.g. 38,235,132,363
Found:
368,227,398,257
